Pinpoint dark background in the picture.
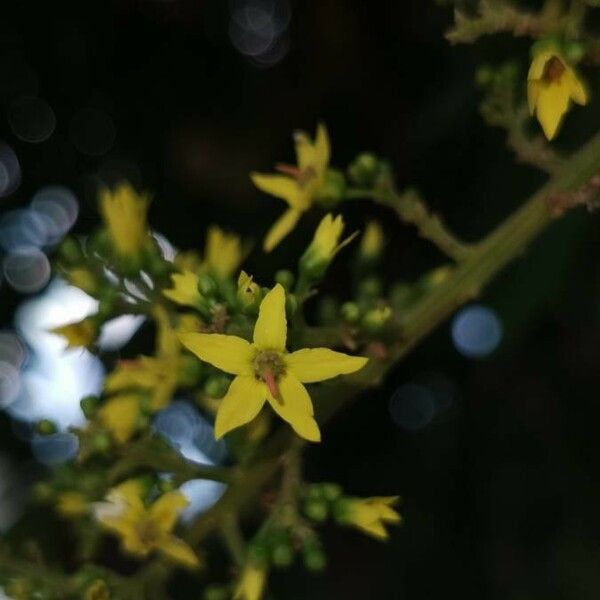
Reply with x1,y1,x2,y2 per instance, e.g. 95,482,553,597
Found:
1,1,600,598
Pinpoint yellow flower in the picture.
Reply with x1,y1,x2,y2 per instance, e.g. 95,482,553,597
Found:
51,318,97,349
94,480,199,568
251,124,331,252
56,491,89,518
237,271,261,308
98,394,142,444
163,271,201,308
338,496,402,540
359,221,384,260
178,284,368,442
100,307,187,443
527,49,589,140
234,562,267,600
300,214,356,279
204,226,243,278
99,183,150,256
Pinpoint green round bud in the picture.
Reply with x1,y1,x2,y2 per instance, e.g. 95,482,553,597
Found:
248,541,269,564
92,431,112,453
36,419,57,436
321,483,342,502
359,277,382,299
305,484,325,501
58,237,82,264
80,395,99,419
275,270,295,291
204,375,231,399
348,152,380,186
316,169,346,208
197,273,218,297
303,545,327,572
271,542,294,568
204,586,229,600
285,294,298,316
304,500,328,523
340,302,360,324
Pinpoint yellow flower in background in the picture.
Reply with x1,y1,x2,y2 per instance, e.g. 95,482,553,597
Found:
64,267,98,295
337,496,401,540
237,271,261,307
179,284,368,442
51,318,97,349
56,491,89,518
100,307,194,443
234,562,267,600
204,226,243,278
94,480,199,568
163,271,201,308
251,123,331,252
99,183,150,256
527,49,588,140
98,393,141,444
300,214,356,279
359,221,384,260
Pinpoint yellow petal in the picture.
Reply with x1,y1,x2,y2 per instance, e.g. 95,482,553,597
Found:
294,130,317,172
110,479,147,512
250,173,303,208
215,375,266,439
98,395,141,444
149,491,189,534
234,563,267,600
527,80,540,116
253,284,287,351
527,50,554,81
567,70,589,105
313,122,331,174
163,271,201,308
157,535,200,569
536,80,570,140
286,348,368,383
204,226,243,279
263,208,302,252
266,374,320,442
178,333,254,376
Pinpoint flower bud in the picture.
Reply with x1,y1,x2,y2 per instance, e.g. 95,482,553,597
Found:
237,271,262,309
340,301,361,324
315,169,346,208
303,544,327,572
359,221,384,261
362,305,392,333
304,499,328,523
275,269,295,291
347,152,380,187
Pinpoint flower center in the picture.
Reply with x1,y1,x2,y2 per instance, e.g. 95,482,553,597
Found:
543,56,566,83
275,163,317,189
136,518,161,547
253,351,286,400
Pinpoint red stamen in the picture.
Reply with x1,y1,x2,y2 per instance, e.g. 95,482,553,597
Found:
275,163,302,178
263,371,281,402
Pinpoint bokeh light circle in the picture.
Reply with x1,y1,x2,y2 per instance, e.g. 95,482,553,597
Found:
3,247,51,293
389,384,435,431
0,142,21,197
7,96,56,143
31,432,79,465
451,304,503,359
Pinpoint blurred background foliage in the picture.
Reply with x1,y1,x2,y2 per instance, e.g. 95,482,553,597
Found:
0,0,600,598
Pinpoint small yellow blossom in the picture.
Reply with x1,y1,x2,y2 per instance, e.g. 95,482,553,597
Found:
204,226,243,278
56,491,89,518
527,49,589,140
359,221,384,260
237,271,261,307
51,318,97,349
300,214,356,278
179,284,368,442
83,579,110,600
234,562,267,600
99,183,150,256
163,271,201,308
252,124,331,252
338,496,402,540
100,307,187,443
94,480,199,568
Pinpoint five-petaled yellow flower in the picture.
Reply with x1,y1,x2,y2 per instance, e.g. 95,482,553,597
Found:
234,562,267,600
251,124,331,252
94,480,199,568
99,182,150,256
338,496,402,540
179,284,368,442
528,49,589,140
